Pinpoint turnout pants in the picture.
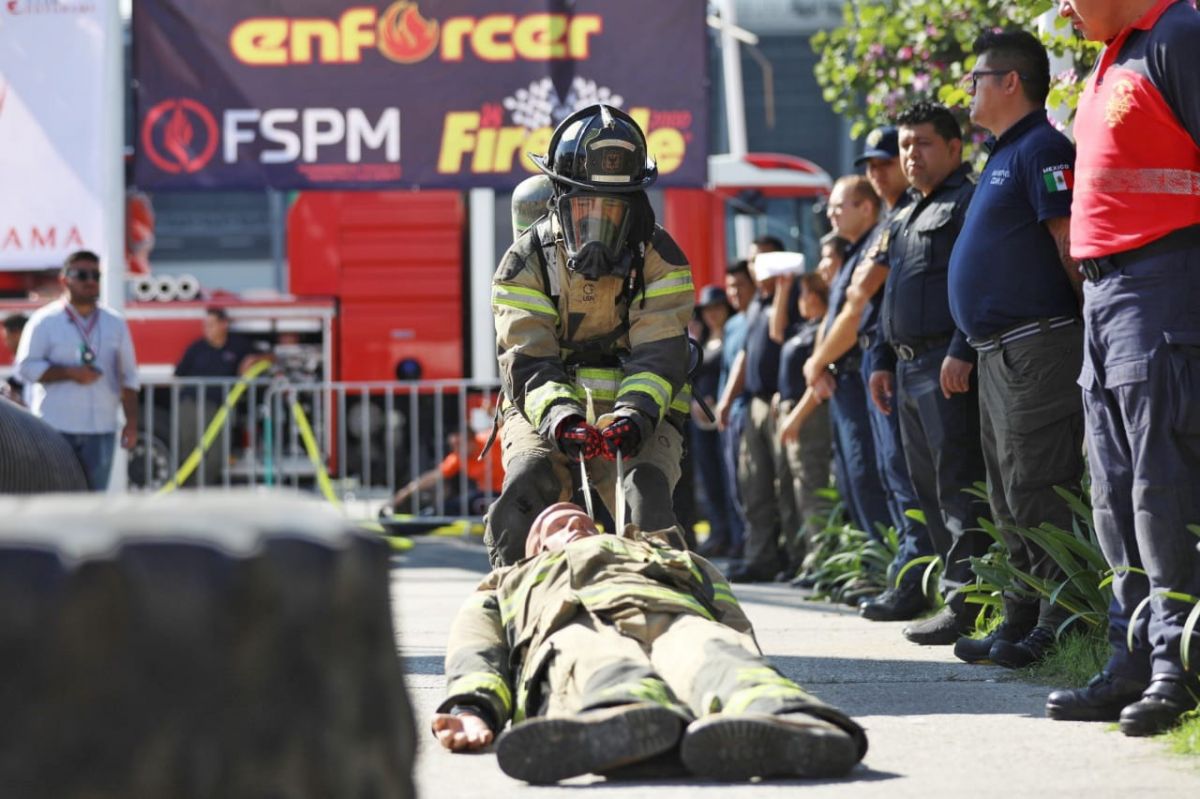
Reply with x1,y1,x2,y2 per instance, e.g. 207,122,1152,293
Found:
533,608,838,727
484,404,684,568
1080,247,1200,681
894,344,991,593
977,324,1084,630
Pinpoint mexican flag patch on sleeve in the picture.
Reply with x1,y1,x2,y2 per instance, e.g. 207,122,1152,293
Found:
1042,166,1074,193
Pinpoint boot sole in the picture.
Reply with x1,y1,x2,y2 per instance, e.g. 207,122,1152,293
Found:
1044,701,1124,722
496,704,684,784
680,714,858,781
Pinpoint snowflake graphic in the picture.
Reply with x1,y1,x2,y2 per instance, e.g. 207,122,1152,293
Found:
502,78,624,129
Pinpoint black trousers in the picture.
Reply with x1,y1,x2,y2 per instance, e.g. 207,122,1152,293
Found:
894,344,991,593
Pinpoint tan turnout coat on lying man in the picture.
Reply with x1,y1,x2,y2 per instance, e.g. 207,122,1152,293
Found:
431,502,868,784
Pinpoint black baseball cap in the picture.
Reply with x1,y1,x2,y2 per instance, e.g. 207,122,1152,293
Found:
854,126,899,165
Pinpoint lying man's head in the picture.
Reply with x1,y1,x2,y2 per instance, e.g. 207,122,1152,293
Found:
525,502,600,558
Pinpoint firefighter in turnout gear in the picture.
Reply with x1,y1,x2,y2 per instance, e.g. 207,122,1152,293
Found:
485,104,696,567
432,503,867,783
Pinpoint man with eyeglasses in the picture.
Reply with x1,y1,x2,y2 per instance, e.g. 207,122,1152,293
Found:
15,250,140,491
869,101,991,646
1044,0,1200,738
946,30,1085,670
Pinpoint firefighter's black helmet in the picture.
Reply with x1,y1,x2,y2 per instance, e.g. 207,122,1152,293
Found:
529,104,657,193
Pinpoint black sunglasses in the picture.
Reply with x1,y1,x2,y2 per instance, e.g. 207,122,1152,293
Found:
68,268,101,281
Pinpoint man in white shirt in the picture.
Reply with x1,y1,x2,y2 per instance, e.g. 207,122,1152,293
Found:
15,250,140,491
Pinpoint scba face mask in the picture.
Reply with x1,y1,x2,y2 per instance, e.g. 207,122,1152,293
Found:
557,191,634,279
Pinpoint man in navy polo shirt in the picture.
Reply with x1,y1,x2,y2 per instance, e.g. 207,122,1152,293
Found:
947,30,1085,669
869,102,991,645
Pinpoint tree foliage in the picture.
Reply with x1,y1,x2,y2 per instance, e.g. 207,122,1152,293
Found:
812,0,1101,143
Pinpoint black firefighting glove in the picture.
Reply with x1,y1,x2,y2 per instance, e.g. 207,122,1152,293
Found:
599,413,648,461
555,415,603,462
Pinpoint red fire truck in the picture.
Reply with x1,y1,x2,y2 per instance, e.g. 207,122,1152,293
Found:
0,152,829,487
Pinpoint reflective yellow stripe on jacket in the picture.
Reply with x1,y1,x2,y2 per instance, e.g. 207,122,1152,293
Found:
493,285,559,320
643,269,694,300
524,381,580,429
618,371,675,420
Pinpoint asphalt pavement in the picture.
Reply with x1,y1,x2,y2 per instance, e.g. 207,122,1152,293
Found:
392,535,1199,798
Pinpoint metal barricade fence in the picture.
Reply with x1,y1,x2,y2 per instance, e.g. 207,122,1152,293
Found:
133,375,504,524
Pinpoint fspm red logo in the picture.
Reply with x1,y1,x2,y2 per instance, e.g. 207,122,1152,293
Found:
141,98,218,174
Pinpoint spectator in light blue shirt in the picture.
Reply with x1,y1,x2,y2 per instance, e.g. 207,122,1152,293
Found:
16,250,140,491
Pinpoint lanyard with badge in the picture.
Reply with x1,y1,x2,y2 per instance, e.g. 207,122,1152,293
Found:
63,303,100,368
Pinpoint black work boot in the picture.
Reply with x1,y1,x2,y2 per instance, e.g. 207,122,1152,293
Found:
902,597,974,646
496,703,685,784
1119,675,1200,737
680,712,860,781
1045,671,1147,722
954,619,1032,664
989,625,1057,669
860,582,930,622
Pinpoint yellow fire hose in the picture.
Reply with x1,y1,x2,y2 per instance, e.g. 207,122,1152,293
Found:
154,364,407,549
156,359,272,495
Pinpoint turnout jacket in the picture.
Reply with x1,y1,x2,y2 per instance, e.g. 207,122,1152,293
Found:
492,217,695,440
437,531,752,731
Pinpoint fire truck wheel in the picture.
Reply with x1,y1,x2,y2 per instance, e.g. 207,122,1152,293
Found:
0,398,88,492
0,492,416,798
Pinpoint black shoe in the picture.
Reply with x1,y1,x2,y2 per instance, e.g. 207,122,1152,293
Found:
989,625,1056,669
902,603,973,646
953,619,1032,664
1045,671,1147,722
496,703,685,784
860,584,930,622
679,713,859,781
1119,675,1200,737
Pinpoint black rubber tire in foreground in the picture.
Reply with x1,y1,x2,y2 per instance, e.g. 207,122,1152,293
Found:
0,491,415,799
0,398,88,492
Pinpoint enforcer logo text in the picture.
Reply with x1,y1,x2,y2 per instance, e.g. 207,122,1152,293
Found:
229,2,603,66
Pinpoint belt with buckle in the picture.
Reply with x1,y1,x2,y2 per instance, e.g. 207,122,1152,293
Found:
892,334,952,362
1079,224,1200,283
968,316,1078,353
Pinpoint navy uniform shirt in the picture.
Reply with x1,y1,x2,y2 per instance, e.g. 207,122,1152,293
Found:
949,111,1078,340
858,194,913,343
742,282,801,399
875,163,976,372
778,320,821,401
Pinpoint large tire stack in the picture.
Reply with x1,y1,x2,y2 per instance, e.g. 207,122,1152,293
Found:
0,397,88,492
0,492,415,799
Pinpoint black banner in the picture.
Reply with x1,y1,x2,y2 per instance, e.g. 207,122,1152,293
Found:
133,0,708,190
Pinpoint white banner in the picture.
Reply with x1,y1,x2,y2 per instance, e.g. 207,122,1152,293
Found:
0,2,107,270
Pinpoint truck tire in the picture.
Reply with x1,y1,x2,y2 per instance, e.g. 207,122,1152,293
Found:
0,492,416,799
0,398,88,492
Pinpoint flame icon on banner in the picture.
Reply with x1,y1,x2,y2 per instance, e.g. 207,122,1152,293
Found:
377,1,439,64
164,104,195,168
141,98,219,175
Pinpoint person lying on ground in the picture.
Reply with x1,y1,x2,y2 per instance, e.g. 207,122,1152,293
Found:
430,502,868,784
